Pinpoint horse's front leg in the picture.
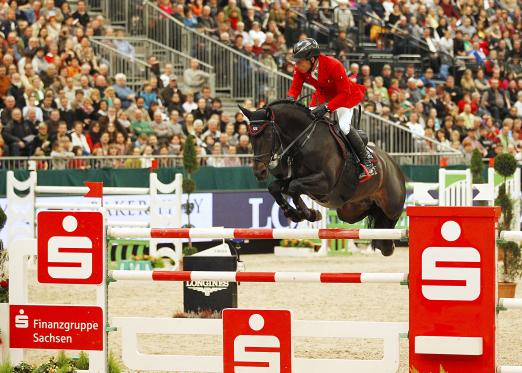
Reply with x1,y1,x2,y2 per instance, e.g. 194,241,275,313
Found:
268,179,304,223
287,174,328,222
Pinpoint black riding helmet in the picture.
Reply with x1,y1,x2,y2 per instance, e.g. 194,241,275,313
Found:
292,38,320,61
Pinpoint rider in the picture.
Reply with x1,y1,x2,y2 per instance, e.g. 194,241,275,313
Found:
287,38,377,181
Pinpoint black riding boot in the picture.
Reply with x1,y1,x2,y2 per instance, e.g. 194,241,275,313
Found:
344,129,377,182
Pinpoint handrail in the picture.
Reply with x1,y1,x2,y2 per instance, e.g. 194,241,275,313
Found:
92,36,215,71
142,1,315,100
90,38,151,68
144,1,281,78
0,152,465,171
362,111,462,154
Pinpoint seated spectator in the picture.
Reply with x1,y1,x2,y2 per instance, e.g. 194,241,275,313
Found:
499,120,516,150
50,141,74,170
32,122,51,155
206,142,225,167
139,82,158,110
168,134,183,156
182,93,198,114
224,145,241,166
6,108,34,156
141,144,154,168
68,146,89,170
481,78,509,122
113,73,135,109
75,98,98,124
150,110,171,143
406,79,423,104
248,21,266,44
124,147,143,168
70,121,90,154
93,132,110,155
85,121,102,152
237,134,251,154
126,96,151,122
458,104,476,130
373,77,389,106
192,97,211,122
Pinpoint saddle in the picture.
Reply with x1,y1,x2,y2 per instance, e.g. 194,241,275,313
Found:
326,118,368,161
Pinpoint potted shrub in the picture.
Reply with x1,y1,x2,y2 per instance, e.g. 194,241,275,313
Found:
274,239,321,257
470,148,485,184
494,153,522,297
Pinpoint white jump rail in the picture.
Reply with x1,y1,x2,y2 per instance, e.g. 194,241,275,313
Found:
499,231,522,241
499,298,522,310
108,227,408,240
498,366,522,373
34,185,149,194
111,270,409,284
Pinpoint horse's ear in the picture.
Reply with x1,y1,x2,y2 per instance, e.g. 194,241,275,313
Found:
238,105,252,120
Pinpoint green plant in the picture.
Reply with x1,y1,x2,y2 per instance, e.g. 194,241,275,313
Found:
494,153,522,283
151,256,165,268
0,360,12,373
12,361,33,373
499,241,522,282
279,239,315,248
74,351,89,370
470,148,484,184
0,207,6,231
183,134,200,249
108,352,122,373
183,245,198,256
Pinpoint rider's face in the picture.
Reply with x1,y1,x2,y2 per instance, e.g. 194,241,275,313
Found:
296,59,312,74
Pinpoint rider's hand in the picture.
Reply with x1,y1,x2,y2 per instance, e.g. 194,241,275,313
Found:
311,103,329,118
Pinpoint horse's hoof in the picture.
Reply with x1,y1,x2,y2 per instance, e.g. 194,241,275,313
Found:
283,208,303,223
311,210,322,222
372,240,395,256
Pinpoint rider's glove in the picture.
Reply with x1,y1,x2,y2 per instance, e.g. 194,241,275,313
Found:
311,103,330,118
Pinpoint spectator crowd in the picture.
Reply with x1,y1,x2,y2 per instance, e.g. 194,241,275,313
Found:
0,0,519,170
0,0,260,170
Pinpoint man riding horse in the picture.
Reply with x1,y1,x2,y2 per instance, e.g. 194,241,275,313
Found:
287,38,377,181
238,38,406,256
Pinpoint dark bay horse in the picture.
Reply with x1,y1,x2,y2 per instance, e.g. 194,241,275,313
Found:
239,100,406,256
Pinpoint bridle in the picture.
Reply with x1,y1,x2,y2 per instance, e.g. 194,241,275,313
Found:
247,107,284,169
247,104,320,175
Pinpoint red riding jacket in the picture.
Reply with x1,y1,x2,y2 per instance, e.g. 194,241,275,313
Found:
287,54,365,111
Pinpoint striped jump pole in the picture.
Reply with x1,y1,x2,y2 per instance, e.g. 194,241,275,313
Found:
499,298,522,310
499,231,522,241
111,270,408,284
108,227,408,240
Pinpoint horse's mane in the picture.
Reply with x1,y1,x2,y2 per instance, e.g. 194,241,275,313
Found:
268,99,314,119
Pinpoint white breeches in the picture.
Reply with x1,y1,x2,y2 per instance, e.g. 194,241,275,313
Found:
311,106,354,134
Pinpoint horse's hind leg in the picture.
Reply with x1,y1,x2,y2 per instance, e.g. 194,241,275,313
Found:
368,204,400,256
369,163,406,256
287,174,328,222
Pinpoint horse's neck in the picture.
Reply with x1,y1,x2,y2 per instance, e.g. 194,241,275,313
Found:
275,107,310,142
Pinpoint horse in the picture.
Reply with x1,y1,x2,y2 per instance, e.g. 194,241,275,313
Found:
239,100,406,256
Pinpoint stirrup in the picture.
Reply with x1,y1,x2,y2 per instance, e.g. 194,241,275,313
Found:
358,163,377,183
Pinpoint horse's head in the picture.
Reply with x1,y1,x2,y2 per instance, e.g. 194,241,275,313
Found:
238,104,275,181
